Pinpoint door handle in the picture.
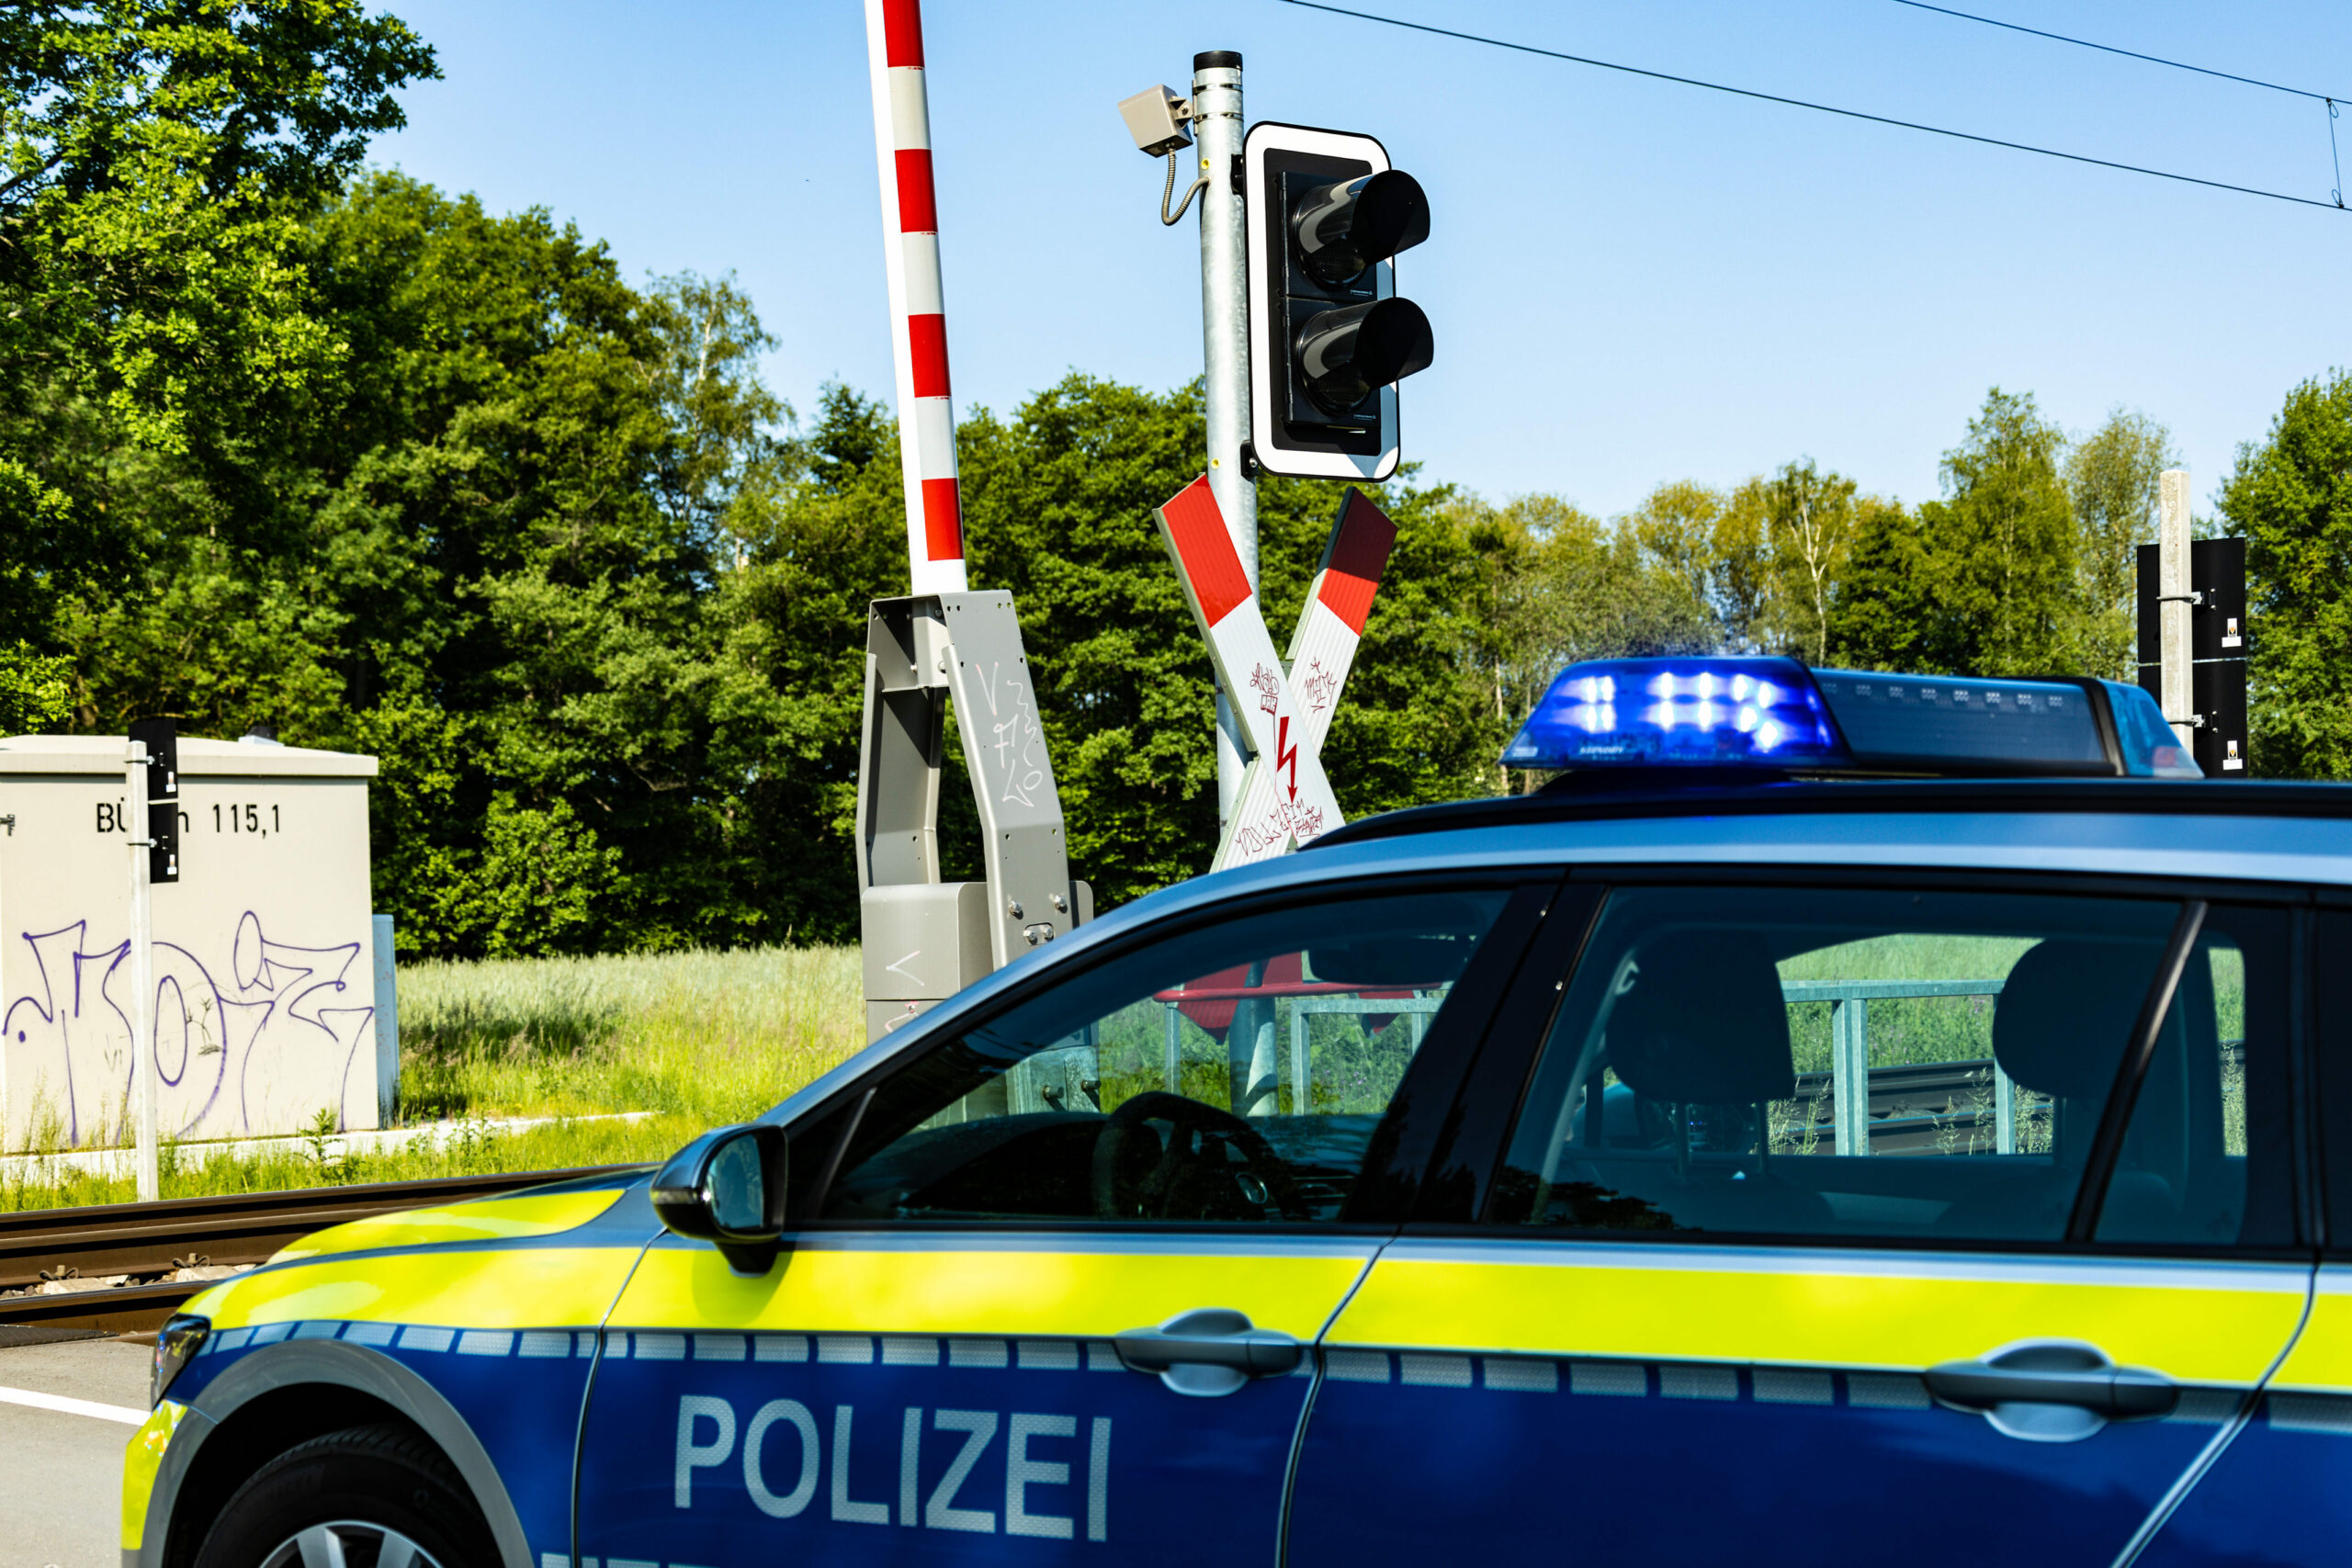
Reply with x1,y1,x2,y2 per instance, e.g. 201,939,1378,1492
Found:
1925,1340,2177,1440
1115,1308,1302,1396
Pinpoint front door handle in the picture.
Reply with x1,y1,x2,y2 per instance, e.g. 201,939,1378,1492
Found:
1925,1340,2177,1440
1115,1308,1302,1396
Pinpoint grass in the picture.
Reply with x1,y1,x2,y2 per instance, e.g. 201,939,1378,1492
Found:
1,945,865,1214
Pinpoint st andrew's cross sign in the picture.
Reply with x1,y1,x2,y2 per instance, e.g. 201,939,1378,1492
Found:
1154,478,1398,869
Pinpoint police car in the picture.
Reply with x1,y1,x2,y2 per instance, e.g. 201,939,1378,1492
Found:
127,656,2352,1568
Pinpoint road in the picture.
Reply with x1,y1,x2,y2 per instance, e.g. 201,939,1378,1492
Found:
0,1336,149,1568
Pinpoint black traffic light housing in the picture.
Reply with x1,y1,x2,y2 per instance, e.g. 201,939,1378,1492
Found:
1245,123,1432,480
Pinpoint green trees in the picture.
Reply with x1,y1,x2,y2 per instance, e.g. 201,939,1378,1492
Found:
1831,389,2078,676
2220,370,2352,778
0,0,435,644
2066,410,2178,680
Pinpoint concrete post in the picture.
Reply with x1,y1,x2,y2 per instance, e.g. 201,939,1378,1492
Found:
1193,50,1255,836
372,913,399,1126
2159,469,2196,750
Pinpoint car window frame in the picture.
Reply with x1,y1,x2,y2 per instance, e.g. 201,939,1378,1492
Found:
775,868,1560,1236
1422,862,2316,1263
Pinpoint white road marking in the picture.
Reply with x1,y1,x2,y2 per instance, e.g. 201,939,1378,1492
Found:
0,1384,146,1426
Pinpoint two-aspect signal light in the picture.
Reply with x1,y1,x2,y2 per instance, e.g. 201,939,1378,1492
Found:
1245,123,1433,480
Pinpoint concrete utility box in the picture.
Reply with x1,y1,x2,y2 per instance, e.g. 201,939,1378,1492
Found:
0,734,380,1153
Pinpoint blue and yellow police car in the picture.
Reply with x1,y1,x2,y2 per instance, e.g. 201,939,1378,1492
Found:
128,657,2352,1568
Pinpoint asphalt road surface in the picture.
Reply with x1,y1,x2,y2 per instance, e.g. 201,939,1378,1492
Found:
0,1337,149,1568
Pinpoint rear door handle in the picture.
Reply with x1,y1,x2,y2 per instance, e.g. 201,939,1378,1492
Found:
1115,1308,1302,1396
1925,1340,2177,1438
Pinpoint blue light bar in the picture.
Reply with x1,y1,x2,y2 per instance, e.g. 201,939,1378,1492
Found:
1501,658,1848,769
1813,669,2109,773
1502,658,2209,778
2102,681,2204,778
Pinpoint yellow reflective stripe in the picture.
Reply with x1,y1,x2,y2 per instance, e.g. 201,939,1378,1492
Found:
2267,1276,2352,1393
271,1190,626,1262
120,1399,186,1551
187,1246,643,1332
611,1242,1374,1341
1332,1253,2302,1386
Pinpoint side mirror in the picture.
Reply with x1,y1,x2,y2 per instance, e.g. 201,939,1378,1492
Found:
650,1123,788,1276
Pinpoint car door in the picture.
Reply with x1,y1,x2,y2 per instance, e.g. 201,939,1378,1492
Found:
2132,904,2341,1568
1286,878,2308,1568
572,875,1544,1568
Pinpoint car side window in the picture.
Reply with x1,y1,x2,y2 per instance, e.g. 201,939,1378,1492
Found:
1486,886,2291,1248
819,887,1511,1224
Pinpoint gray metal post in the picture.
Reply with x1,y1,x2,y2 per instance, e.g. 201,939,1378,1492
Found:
1830,997,1871,1156
373,913,400,1126
1290,1008,1310,1115
2159,469,2196,750
1164,1003,1182,1093
1193,50,1254,836
1994,1063,2017,1155
125,740,158,1201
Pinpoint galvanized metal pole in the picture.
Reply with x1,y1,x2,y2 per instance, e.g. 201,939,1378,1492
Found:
125,740,158,1201
1193,50,1254,836
2159,469,2196,750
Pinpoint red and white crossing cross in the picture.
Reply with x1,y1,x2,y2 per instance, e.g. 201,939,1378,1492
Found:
1153,479,1399,869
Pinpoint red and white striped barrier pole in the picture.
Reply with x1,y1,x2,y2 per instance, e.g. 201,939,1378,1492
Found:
865,0,967,595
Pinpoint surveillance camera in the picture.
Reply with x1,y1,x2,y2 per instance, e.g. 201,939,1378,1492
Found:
1118,85,1193,157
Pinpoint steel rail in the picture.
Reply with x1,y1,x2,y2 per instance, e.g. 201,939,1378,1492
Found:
0,1165,644,1335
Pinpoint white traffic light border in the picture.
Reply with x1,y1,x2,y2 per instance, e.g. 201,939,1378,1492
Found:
1243,120,1402,483
1155,477,1398,869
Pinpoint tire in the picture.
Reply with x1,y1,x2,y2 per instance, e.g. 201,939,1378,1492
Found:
193,1421,497,1568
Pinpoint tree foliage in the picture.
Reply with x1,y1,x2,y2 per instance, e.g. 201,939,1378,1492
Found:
0,0,435,640
2067,409,2177,680
2220,369,2352,778
1832,389,2079,676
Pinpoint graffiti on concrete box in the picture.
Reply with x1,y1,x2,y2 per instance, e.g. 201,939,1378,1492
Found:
3,911,375,1146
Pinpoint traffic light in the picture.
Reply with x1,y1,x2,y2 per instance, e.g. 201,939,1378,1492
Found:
1244,123,1432,481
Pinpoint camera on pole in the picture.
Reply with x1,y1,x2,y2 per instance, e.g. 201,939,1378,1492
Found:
1244,123,1433,480
128,715,180,881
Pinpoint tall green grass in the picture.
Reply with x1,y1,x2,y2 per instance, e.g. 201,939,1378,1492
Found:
1,946,866,1214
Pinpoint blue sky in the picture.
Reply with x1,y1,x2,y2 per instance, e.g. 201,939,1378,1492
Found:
372,1,2352,520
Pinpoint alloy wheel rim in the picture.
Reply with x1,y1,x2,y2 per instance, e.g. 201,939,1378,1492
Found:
258,1519,440,1568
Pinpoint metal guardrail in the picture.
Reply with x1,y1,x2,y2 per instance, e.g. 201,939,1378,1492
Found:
1780,978,2011,1156
1155,995,1444,1110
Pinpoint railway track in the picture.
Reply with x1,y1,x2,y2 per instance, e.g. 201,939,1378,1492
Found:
0,1165,641,1336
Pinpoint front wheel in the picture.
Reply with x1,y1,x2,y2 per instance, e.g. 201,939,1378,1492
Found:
194,1422,495,1568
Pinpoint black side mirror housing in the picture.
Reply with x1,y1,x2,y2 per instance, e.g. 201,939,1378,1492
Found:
650,1123,788,1276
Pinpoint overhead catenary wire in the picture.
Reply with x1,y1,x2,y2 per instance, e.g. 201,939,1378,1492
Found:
1276,0,2349,215
1888,1,2345,106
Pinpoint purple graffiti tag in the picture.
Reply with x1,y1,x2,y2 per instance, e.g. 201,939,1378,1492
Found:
7,913,373,1146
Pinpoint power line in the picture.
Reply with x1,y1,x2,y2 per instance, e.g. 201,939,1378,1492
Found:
1888,2,2344,107
1277,0,2347,214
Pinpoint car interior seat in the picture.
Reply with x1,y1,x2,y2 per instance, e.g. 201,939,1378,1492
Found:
1940,937,2177,1239
1599,930,1832,1234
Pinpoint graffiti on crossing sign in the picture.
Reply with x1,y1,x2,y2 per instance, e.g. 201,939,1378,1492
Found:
1153,479,1396,869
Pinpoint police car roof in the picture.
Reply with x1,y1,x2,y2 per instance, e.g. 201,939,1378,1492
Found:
1311,775,2352,853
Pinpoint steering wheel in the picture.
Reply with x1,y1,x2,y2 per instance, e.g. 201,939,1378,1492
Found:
1090,1091,1310,1222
